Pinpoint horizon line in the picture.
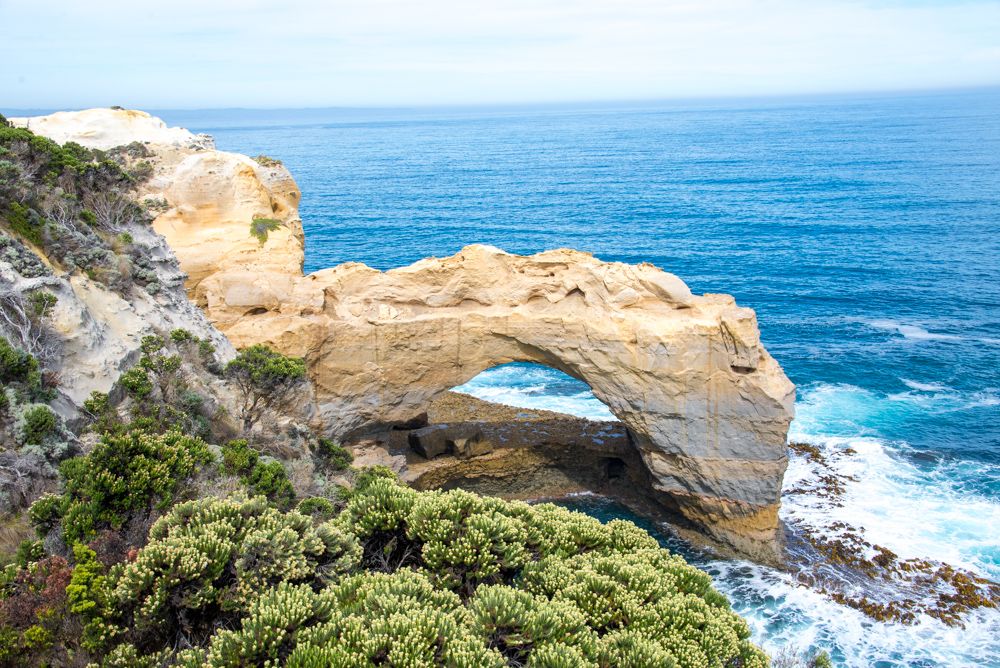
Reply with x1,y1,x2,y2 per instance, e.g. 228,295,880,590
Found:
4,83,998,116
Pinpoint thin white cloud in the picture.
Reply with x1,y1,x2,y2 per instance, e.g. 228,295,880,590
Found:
1,0,998,107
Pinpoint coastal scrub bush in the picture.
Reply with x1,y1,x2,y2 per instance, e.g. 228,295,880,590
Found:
27,493,62,537
0,335,39,386
253,154,283,168
225,344,306,432
118,366,152,399
82,390,120,435
0,233,50,278
32,426,213,544
18,404,57,445
107,495,360,649
89,477,766,666
0,554,74,666
297,496,336,519
249,216,281,244
244,460,296,509
315,436,353,471
221,439,296,508
28,291,56,318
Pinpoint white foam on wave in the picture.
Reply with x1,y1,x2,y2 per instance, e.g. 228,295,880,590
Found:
900,378,949,393
452,364,617,421
866,318,1000,345
867,319,964,342
736,382,1000,666
707,556,1000,667
787,384,1000,578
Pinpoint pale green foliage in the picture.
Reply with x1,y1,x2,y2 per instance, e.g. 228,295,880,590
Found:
198,573,505,667
110,495,360,643
249,217,281,244
94,480,766,667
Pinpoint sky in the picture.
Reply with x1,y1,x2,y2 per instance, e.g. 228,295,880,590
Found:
2,0,999,109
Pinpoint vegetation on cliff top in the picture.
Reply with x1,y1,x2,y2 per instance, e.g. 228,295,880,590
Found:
0,116,160,296
2,406,768,666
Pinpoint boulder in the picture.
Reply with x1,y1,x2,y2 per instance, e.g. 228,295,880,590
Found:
453,437,494,459
408,423,486,460
408,425,452,459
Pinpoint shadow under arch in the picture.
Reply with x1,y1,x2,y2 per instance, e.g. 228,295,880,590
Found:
383,360,664,530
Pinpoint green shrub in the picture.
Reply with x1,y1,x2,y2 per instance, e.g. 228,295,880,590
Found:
221,439,295,508
19,404,57,445
221,438,259,475
225,344,306,432
118,367,152,399
82,390,119,434
95,479,766,666
4,201,44,246
108,496,360,649
813,650,833,668
0,335,39,385
53,427,213,543
65,543,114,652
297,496,335,519
316,437,353,471
139,334,164,356
14,539,44,567
29,291,57,317
197,339,216,359
249,216,281,244
252,155,283,168
28,493,63,537
245,460,295,509
169,328,195,344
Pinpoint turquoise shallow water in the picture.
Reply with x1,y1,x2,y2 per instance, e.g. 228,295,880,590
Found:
156,90,1000,666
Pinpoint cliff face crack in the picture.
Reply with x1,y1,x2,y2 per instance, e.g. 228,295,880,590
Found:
17,109,796,562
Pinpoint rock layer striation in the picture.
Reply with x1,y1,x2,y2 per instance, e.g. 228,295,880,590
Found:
18,109,796,561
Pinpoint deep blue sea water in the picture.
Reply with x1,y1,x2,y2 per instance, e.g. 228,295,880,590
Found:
157,89,1000,667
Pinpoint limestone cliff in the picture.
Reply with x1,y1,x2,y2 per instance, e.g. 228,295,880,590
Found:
15,108,796,561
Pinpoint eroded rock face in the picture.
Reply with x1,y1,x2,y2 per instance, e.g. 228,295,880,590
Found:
21,109,796,561
214,245,795,559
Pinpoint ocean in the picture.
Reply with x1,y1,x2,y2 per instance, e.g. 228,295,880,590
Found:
158,88,1000,667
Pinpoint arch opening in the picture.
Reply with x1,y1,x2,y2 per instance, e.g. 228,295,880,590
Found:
355,362,667,525
451,362,617,423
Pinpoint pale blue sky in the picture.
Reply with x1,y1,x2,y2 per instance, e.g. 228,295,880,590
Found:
2,0,999,109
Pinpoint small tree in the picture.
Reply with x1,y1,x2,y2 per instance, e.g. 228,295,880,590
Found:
225,344,306,433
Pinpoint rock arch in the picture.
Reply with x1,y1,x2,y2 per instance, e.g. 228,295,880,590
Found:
205,245,795,561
